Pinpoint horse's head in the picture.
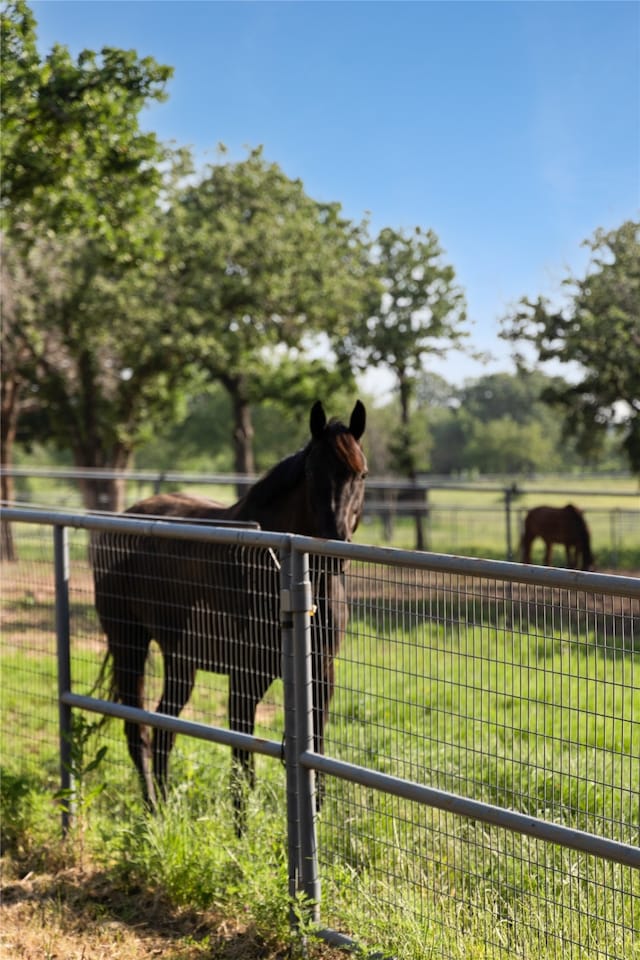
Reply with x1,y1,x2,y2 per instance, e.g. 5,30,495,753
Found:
304,400,368,541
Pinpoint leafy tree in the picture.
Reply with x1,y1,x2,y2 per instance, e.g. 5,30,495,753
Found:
164,147,377,484
2,2,173,251
134,386,235,474
462,417,560,475
343,226,468,547
355,228,467,452
414,371,459,410
135,378,361,482
500,220,640,475
428,408,470,476
458,371,563,426
1,1,189,513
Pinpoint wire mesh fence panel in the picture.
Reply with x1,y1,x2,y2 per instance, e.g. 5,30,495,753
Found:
3,511,639,959
310,554,640,959
608,509,640,567
320,786,639,960
2,518,288,837
85,524,286,807
426,505,507,555
1,522,60,786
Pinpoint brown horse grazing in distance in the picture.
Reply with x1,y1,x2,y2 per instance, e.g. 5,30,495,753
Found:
521,504,594,570
93,401,367,830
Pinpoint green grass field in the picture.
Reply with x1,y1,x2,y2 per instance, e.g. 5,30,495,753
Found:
2,535,639,959
10,472,640,569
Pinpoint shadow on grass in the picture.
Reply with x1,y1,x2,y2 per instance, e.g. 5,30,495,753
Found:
347,577,640,655
0,864,342,960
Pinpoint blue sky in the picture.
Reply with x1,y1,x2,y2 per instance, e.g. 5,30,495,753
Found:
31,1,639,392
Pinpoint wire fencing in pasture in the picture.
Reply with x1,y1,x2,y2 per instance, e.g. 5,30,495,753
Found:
1,506,639,959
2,464,639,567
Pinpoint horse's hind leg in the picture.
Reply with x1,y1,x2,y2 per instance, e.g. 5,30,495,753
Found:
544,540,553,566
108,624,155,806
152,651,196,802
229,668,273,835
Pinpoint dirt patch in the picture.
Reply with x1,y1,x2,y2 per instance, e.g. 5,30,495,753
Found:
0,863,344,960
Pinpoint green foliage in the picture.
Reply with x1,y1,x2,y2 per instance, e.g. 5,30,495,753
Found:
501,220,640,474
427,407,470,475
462,416,560,474
170,146,373,358
163,145,376,472
343,225,468,479
367,226,468,373
1,1,173,253
0,3,196,509
4,3,637,502
0,769,37,853
388,413,433,476
54,713,108,816
457,370,564,427
416,369,622,476
3,607,639,958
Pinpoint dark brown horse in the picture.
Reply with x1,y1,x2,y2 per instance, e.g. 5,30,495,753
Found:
93,400,367,826
521,504,594,570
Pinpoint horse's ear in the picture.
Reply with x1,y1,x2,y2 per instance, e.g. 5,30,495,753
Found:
310,401,327,439
349,400,366,441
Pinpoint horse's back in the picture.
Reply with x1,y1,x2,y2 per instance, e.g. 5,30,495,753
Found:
94,491,281,669
95,491,232,617
524,505,566,536
125,491,228,520
524,505,548,533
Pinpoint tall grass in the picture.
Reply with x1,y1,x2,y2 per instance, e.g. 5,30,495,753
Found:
2,592,638,959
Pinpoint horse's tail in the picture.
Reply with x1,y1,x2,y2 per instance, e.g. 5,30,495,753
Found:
81,650,116,736
566,504,594,570
88,649,115,698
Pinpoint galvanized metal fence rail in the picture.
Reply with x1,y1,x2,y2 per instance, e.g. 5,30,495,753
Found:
2,506,639,959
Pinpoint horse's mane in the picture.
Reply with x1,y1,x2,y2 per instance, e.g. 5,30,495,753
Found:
239,447,308,512
565,504,593,567
237,418,365,513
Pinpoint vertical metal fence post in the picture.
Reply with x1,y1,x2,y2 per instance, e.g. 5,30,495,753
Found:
280,543,302,927
53,524,74,835
153,471,166,495
291,547,321,923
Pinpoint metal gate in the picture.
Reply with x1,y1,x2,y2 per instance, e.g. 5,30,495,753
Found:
2,505,639,959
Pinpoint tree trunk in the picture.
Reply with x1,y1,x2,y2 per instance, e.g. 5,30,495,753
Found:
76,473,128,514
73,445,132,514
223,376,255,499
398,374,426,551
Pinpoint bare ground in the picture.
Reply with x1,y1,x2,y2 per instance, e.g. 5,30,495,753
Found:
0,861,344,960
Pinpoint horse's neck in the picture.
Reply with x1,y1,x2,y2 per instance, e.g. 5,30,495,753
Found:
231,482,311,534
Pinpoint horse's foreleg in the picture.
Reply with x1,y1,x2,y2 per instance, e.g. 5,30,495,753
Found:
152,654,196,802
544,540,553,566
